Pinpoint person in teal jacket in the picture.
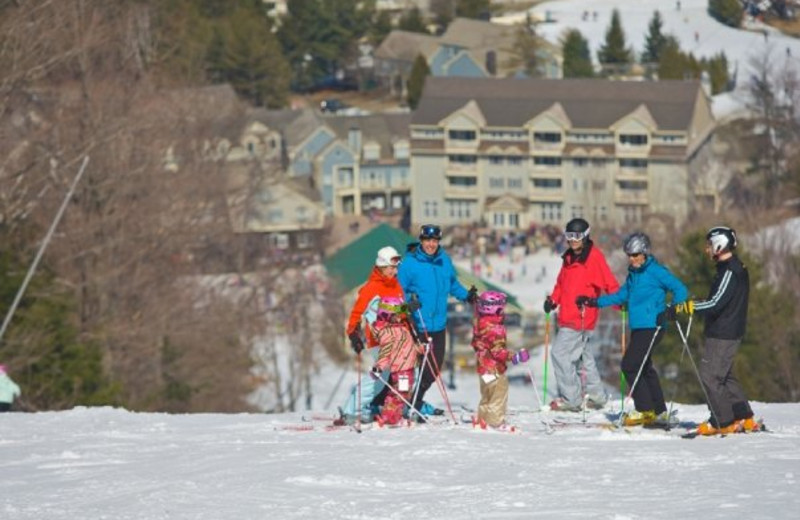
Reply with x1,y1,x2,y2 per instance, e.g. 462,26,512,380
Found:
0,364,21,412
398,224,476,421
576,232,689,427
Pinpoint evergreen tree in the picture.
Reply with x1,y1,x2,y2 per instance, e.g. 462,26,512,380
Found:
0,250,119,410
642,10,667,63
369,10,393,46
406,54,430,109
562,29,594,78
597,9,632,69
219,7,290,107
708,0,744,28
507,22,539,77
657,36,686,80
706,52,730,94
398,7,428,34
456,0,491,19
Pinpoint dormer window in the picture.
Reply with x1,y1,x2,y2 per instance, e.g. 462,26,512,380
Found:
619,134,648,146
448,129,476,141
363,142,380,161
533,132,562,144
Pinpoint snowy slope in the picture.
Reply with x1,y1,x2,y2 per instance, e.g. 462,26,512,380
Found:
1,399,798,519
531,0,800,119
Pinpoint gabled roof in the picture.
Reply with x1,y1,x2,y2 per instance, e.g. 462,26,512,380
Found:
323,113,411,162
324,223,523,312
412,77,705,131
374,30,440,62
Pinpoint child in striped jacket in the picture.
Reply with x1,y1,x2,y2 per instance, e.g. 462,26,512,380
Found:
370,296,423,426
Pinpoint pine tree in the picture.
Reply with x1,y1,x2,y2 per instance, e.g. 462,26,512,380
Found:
456,0,491,20
398,7,428,33
708,0,744,28
506,22,539,77
562,29,594,78
657,36,685,80
597,9,632,69
406,54,430,109
706,52,730,94
642,10,667,64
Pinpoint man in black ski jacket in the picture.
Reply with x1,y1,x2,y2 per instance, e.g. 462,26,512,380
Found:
671,226,759,435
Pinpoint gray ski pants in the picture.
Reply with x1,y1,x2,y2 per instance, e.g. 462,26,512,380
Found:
699,337,753,427
551,327,607,408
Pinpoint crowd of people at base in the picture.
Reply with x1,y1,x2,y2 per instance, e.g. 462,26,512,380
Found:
342,219,761,436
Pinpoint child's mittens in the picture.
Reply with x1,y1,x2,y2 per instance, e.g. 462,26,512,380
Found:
511,349,530,365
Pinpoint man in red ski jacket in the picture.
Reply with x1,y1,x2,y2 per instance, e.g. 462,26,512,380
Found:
544,218,619,411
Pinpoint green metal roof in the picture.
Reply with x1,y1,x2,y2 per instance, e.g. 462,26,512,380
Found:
323,223,523,313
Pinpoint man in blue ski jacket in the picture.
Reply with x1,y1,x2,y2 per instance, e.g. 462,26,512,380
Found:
398,224,476,421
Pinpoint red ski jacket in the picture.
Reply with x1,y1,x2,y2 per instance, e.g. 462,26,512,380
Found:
550,241,619,331
346,267,406,348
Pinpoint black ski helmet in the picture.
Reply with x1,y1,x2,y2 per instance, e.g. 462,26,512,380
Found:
706,226,737,255
564,218,590,241
623,232,651,256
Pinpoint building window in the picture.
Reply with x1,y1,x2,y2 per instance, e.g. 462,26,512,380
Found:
622,205,642,224
507,156,523,166
296,232,313,249
424,200,439,217
508,178,523,189
539,203,562,222
618,180,648,190
533,156,562,167
363,143,380,161
619,134,649,146
448,129,477,141
489,177,504,188
447,199,474,219
573,158,588,167
531,178,562,189
570,206,584,219
493,213,505,226
619,158,648,169
489,155,503,165
448,154,477,165
533,132,562,144
268,233,289,249
448,176,477,187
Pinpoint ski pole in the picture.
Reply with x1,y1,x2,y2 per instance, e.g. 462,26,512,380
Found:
665,315,693,427
542,312,551,409
579,304,587,423
675,319,722,430
373,372,430,424
619,306,628,413
355,351,362,433
413,306,456,421
618,325,661,427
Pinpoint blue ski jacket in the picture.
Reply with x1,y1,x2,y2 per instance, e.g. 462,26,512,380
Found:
597,255,689,330
398,242,469,333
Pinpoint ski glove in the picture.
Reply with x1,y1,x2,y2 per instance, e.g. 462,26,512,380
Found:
676,300,694,315
348,332,365,354
466,285,478,304
575,295,598,308
406,297,421,313
543,296,557,314
511,349,530,365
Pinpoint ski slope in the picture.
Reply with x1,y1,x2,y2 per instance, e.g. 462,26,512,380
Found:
531,0,800,119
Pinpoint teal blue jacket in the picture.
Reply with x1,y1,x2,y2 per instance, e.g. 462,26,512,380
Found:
597,256,688,330
0,373,21,403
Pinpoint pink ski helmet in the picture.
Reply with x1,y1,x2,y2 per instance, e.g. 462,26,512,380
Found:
477,291,506,316
377,296,407,322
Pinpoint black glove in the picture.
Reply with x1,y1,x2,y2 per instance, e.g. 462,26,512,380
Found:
370,366,382,380
348,332,364,354
575,296,598,308
664,305,677,322
466,285,478,304
543,296,557,314
656,311,666,327
406,297,421,313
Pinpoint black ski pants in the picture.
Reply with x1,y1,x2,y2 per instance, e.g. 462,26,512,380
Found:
622,328,667,415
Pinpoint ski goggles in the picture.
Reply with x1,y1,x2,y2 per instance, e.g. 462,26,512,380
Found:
377,302,408,314
419,224,442,241
564,231,588,241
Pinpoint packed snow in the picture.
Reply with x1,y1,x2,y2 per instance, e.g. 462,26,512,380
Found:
2,247,799,519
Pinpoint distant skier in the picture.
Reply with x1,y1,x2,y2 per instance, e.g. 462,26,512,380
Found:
667,226,761,435
0,364,21,412
370,297,423,427
471,291,528,429
577,232,689,427
545,218,619,412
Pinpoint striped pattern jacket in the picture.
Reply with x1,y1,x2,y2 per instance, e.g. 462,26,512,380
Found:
694,255,749,340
